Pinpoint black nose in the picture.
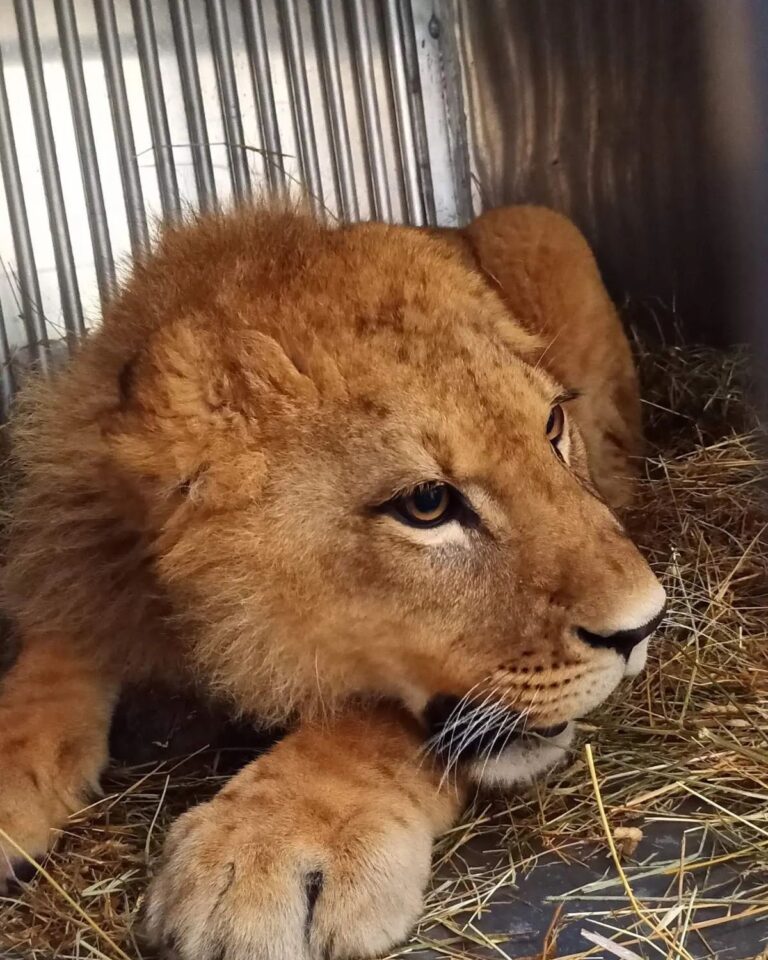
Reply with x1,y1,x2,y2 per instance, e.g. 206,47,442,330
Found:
577,606,666,661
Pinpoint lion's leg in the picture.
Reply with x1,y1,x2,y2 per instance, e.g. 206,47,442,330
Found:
0,631,118,887
463,205,642,510
145,704,463,960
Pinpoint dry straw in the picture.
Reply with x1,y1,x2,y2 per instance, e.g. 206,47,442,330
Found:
1,339,766,959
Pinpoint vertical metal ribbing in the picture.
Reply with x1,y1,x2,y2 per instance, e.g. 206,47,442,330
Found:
432,0,472,225
14,0,84,340
207,0,251,201
130,0,181,221
0,46,49,368
0,301,15,418
396,0,436,225
242,0,285,191
54,0,117,305
313,0,358,220
381,0,424,224
348,0,392,220
93,0,149,256
169,0,217,212
277,0,324,213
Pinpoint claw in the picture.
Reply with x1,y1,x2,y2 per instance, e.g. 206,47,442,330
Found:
1,855,39,893
12,858,37,884
304,869,324,942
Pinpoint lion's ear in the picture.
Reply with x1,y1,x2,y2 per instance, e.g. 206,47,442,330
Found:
98,318,242,498
98,318,314,502
109,318,321,430
462,206,610,340
461,205,630,375
112,318,229,424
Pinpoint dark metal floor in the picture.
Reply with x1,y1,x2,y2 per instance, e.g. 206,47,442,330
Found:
420,818,766,959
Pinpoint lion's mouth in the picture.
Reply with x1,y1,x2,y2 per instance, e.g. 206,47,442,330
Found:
528,720,569,738
423,693,569,764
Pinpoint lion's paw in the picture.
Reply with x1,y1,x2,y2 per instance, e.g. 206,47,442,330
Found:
0,785,51,891
0,737,105,892
144,786,433,960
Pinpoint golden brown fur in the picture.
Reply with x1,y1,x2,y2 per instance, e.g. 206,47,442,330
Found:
0,205,664,959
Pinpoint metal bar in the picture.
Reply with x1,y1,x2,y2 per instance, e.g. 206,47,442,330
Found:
0,300,16,419
207,0,251,201
242,0,286,191
313,0,358,220
382,0,424,224
277,0,324,213
93,0,149,256
169,0,217,212
54,0,117,304
432,0,472,224
396,0,437,225
14,0,84,340
0,45,49,368
348,0,392,220
130,0,181,221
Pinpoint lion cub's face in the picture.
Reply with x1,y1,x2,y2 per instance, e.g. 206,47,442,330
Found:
110,219,665,783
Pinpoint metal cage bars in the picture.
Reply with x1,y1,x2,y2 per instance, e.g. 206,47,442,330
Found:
0,0,470,415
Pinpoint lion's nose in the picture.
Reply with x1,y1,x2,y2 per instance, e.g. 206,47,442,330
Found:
577,604,667,661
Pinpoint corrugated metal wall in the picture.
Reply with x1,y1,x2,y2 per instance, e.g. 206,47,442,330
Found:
702,0,768,402
0,0,471,413
456,0,728,342
0,0,764,418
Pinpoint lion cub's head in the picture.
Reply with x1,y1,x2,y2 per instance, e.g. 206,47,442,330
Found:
96,209,664,784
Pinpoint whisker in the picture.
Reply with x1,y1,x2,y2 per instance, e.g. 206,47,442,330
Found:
482,685,550,786
437,695,501,792
412,678,488,775
445,686,502,757
439,677,489,756
473,689,531,785
441,688,509,790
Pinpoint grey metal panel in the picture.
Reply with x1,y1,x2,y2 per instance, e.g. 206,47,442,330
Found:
395,0,436,226
0,41,49,369
408,0,470,226
0,299,15,417
54,0,116,304
5,0,747,393
14,0,84,340
169,0,217,213
130,0,181,221
92,0,149,256
207,0,252,202
277,0,324,213
382,0,424,225
348,0,392,220
241,0,286,193
0,0,459,376
455,0,726,340
314,0,358,220
703,0,768,390
428,0,471,225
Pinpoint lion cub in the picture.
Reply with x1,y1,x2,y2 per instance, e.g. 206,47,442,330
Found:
0,205,664,959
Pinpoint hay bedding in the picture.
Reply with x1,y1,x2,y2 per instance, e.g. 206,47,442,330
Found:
0,339,766,960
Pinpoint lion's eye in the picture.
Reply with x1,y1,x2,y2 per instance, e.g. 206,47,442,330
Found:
546,403,565,446
393,483,455,527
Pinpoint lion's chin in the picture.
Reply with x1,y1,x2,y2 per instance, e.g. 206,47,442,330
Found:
467,721,575,788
